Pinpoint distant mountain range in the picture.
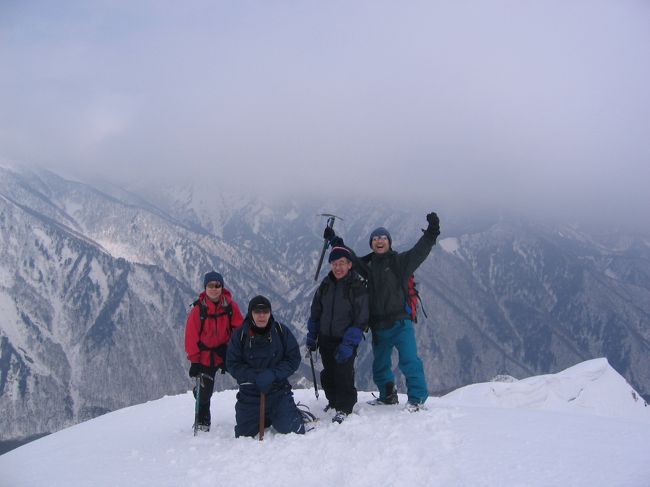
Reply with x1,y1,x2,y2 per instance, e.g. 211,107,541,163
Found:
2,164,649,445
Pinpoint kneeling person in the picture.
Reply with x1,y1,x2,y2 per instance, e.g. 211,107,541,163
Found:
227,295,305,438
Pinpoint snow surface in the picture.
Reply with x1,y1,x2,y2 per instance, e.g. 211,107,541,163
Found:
2,358,649,487
439,237,461,255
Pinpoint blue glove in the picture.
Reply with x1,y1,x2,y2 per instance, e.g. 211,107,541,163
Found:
335,343,353,363
306,332,318,352
335,327,364,363
255,369,276,394
342,326,363,347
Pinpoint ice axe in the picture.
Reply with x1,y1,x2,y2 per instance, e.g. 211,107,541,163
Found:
314,213,342,281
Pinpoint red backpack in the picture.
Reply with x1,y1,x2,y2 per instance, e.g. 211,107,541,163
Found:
387,258,427,323
405,274,427,323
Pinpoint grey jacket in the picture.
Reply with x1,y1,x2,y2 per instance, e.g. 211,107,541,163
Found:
309,270,369,339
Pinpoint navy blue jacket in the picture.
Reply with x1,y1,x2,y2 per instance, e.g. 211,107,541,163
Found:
226,316,301,394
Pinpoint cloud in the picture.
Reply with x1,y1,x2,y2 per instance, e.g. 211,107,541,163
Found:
1,0,649,228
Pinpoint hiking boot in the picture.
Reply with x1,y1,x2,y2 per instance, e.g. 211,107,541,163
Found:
332,411,348,424
198,408,211,424
367,382,399,405
405,401,427,413
384,382,399,404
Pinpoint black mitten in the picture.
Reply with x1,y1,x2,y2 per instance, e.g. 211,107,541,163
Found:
323,226,336,242
214,344,227,360
189,362,201,378
426,212,440,237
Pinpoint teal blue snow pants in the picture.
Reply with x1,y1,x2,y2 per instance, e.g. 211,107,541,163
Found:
371,319,428,404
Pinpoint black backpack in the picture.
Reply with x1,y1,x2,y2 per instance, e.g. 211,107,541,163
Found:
191,297,234,371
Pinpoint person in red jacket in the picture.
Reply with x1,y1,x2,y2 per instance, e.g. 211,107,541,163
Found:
185,270,244,431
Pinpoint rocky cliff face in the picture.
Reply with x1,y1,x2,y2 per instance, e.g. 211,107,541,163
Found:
2,165,649,443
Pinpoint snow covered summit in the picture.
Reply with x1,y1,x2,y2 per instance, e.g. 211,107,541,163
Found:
1,358,649,487
445,357,649,421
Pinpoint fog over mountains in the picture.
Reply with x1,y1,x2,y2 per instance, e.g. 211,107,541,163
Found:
1,164,649,447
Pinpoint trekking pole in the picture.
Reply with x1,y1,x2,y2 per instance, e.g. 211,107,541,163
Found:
259,392,266,441
314,214,342,281
193,374,202,436
193,373,214,436
308,351,319,399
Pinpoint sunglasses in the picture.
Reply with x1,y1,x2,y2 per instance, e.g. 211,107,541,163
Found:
206,282,222,289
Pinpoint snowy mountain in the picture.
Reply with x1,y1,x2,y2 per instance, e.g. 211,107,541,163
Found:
0,167,192,443
2,164,650,450
1,359,649,487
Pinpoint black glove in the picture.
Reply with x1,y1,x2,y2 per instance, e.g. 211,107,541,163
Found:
189,362,201,378
323,226,336,242
306,332,318,352
214,344,227,360
426,212,440,237
212,345,228,374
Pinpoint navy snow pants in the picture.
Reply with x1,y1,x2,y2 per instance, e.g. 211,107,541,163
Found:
234,384,305,438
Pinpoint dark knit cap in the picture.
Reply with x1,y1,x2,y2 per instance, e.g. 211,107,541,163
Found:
328,246,352,263
369,227,392,248
203,271,224,288
248,295,272,314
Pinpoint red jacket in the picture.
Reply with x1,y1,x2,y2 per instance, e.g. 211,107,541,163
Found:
184,288,244,367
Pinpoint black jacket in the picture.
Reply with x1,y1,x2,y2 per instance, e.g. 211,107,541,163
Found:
309,270,369,339
355,228,438,329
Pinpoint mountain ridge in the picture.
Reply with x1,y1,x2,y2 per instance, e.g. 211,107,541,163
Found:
1,164,649,446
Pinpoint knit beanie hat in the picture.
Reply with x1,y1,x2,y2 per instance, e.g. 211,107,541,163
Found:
369,227,392,248
328,246,352,263
248,295,272,314
203,271,224,288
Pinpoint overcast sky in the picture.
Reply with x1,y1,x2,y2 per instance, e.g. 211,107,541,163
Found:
1,1,649,227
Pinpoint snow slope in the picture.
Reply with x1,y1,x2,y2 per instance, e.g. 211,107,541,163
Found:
2,358,649,487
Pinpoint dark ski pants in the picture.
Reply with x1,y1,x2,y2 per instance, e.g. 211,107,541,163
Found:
371,319,428,404
192,365,219,424
319,338,357,414
234,385,305,438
